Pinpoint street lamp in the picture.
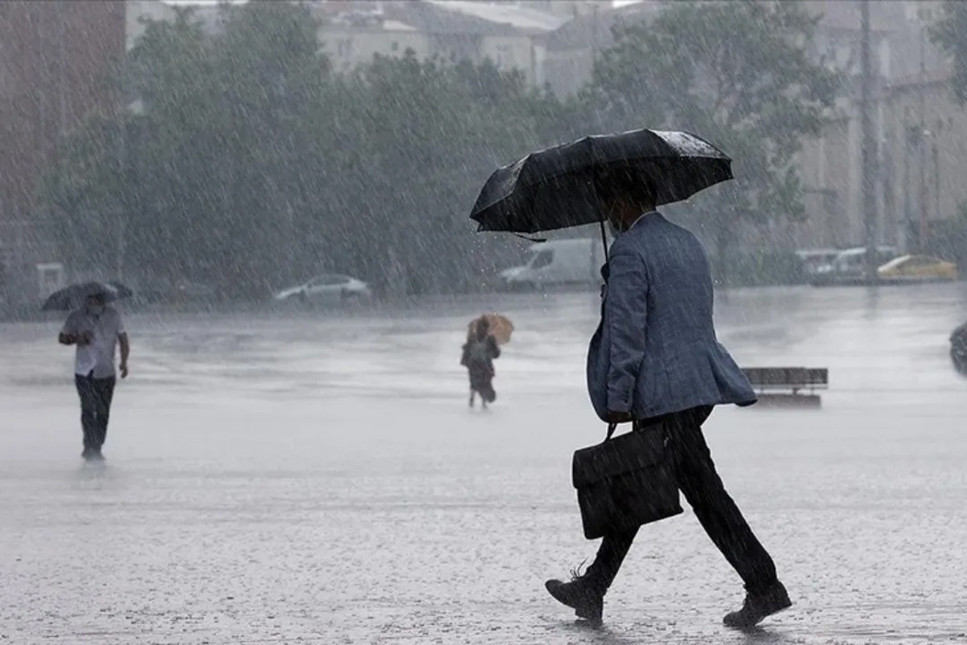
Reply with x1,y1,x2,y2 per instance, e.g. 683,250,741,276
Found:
915,6,934,252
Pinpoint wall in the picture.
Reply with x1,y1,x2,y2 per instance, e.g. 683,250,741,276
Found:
0,1,125,307
319,25,431,74
881,76,967,250
480,34,537,83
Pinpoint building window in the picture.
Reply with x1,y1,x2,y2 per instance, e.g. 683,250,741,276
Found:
391,41,399,52
337,38,353,58
531,250,553,269
495,44,511,68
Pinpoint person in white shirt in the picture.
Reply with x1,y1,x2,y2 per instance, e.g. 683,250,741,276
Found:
58,293,130,460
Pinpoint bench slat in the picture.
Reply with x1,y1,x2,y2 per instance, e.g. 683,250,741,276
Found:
742,367,828,391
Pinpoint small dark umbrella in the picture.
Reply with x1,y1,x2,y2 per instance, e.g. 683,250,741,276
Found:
41,281,133,311
470,128,733,256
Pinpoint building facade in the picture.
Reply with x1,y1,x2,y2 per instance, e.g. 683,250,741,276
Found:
311,0,562,86
881,71,967,250
793,0,963,252
0,1,125,308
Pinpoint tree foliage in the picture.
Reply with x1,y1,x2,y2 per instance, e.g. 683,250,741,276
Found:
588,0,838,262
930,1,967,105
42,2,544,297
41,0,840,295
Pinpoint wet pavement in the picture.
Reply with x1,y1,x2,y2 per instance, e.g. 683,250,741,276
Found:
2,284,966,644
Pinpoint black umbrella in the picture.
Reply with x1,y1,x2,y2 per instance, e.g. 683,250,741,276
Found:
470,129,732,253
41,281,133,311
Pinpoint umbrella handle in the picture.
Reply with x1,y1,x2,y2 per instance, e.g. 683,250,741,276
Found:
592,178,609,264
599,219,609,264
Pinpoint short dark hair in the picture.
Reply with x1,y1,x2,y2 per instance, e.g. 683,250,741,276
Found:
594,169,657,209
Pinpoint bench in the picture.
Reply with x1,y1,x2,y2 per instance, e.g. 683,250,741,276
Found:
741,367,829,407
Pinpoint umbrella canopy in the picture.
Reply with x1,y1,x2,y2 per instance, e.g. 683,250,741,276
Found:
42,281,133,311
468,314,514,345
470,128,732,235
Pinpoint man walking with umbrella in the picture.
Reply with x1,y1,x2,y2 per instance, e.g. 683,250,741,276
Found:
543,173,789,628
471,129,790,628
55,285,130,460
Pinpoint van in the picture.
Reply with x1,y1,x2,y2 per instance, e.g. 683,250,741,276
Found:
500,238,607,290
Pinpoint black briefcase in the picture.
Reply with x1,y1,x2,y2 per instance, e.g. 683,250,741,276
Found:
572,422,682,540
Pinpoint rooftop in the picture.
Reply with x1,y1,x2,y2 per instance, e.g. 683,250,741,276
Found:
314,1,523,36
544,1,662,50
425,1,569,33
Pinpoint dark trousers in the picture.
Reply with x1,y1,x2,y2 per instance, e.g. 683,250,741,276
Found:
468,365,496,403
75,374,116,451
586,406,778,594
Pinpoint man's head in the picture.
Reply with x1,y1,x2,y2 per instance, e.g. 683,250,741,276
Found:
595,171,658,234
476,316,490,339
85,293,106,314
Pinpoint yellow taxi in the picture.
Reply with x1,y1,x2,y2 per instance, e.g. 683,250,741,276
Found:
877,254,957,282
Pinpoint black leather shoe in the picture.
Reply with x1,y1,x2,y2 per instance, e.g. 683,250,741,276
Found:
545,577,604,625
723,581,791,629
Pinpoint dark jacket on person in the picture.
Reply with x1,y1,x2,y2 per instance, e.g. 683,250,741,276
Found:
462,334,500,389
587,212,756,421
951,321,967,374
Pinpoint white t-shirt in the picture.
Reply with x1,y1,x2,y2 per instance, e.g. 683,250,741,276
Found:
61,306,126,378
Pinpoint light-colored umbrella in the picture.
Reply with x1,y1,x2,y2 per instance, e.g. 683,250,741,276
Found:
468,314,514,345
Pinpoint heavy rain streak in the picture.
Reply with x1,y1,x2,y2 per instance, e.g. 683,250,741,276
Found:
2,1,967,643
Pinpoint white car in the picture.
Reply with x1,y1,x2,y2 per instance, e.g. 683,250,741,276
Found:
274,274,372,303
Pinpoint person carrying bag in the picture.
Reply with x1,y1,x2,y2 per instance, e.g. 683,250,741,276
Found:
544,175,789,629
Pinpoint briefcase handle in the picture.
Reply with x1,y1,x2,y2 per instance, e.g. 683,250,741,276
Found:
605,422,618,441
605,420,665,443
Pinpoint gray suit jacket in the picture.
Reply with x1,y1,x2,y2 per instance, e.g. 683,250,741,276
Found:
587,212,756,421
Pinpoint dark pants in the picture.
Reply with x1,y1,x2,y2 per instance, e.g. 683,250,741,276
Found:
468,365,496,403
75,374,116,451
585,406,778,594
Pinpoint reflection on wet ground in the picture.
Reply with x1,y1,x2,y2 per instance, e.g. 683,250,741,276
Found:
2,285,966,643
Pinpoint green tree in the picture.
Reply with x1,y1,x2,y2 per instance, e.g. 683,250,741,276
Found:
930,1,967,105
317,52,545,294
44,2,333,297
588,0,838,277
41,2,551,298
42,115,125,273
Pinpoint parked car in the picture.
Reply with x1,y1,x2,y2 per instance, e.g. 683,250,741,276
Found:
809,246,898,285
274,274,372,303
877,254,957,282
499,238,607,291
